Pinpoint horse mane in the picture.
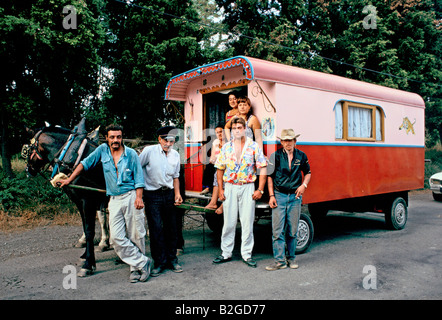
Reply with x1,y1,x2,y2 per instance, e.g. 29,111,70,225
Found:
39,125,74,135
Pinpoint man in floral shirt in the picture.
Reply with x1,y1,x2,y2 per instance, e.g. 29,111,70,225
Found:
213,117,267,268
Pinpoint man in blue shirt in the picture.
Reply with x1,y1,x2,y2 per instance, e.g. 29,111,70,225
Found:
58,124,152,283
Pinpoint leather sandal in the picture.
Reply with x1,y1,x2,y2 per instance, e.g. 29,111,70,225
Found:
243,258,257,268
213,255,232,264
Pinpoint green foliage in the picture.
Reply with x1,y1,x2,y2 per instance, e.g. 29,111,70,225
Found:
0,0,109,179
0,169,71,212
425,145,442,187
96,0,209,139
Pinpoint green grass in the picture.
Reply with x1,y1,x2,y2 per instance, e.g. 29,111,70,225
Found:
0,155,79,232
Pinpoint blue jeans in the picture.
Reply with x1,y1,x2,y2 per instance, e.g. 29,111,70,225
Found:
271,190,302,263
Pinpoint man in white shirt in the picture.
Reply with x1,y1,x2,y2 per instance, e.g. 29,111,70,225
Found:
139,126,183,276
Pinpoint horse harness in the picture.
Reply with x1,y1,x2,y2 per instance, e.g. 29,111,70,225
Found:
22,125,90,179
21,130,45,162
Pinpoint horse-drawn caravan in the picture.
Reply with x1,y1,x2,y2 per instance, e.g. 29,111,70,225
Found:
165,56,425,235
22,56,425,273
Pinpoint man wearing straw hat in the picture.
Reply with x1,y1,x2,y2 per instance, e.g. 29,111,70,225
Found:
266,128,311,271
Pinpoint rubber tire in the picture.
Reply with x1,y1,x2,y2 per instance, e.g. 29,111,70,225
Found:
432,192,442,202
205,211,223,234
296,212,314,254
385,197,407,230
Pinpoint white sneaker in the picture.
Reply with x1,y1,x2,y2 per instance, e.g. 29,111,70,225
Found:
265,262,287,271
287,259,299,269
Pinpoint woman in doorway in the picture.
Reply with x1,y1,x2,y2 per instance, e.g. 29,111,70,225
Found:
225,92,239,122
225,96,263,150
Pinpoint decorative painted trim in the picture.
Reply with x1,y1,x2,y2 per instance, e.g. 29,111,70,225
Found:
165,56,254,100
199,79,250,95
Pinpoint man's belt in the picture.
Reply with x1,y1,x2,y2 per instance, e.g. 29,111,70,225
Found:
275,186,297,194
228,181,252,185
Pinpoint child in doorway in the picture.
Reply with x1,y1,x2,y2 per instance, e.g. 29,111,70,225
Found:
205,124,225,214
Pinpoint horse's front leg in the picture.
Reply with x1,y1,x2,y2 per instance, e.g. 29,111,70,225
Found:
77,200,97,277
76,207,110,251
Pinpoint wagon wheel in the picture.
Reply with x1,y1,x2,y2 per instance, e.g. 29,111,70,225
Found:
296,212,314,254
384,197,408,230
205,210,223,234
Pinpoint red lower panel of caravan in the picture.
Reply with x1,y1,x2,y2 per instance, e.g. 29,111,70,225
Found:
297,144,425,204
185,144,425,205
185,162,204,193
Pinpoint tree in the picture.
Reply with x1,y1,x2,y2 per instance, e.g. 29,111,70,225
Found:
98,0,209,139
192,0,234,61
0,0,107,177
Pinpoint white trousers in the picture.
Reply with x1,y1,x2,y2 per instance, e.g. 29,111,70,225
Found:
109,189,148,271
221,183,255,260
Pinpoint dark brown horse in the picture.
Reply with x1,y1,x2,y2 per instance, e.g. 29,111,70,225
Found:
23,118,109,277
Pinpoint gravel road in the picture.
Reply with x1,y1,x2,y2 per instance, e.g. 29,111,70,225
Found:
1,190,440,303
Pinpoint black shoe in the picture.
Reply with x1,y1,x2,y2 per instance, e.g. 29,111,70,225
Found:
213,255,232,264
150,265,165,277
243,258,257,268
170,262,183,273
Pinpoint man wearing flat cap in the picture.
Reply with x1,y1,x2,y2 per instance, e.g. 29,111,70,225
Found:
139,125,183,276
266,128,311,271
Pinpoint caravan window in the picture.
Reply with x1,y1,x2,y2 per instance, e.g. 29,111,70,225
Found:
335,101,384,142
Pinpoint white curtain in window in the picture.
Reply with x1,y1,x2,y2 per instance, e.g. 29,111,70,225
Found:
348,106,372,138
335,102,343,139
376,108,382,140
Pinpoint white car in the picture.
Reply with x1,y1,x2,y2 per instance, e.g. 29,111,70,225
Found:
429,172,442,201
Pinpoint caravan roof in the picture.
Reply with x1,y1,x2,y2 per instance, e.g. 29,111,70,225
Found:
164,56,425,108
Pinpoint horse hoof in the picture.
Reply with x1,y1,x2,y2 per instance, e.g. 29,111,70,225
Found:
96,242,111,252
74,242,86,248
77,267,95,277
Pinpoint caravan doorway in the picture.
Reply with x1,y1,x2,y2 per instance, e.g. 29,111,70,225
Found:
199,87,247,190
203,86,247,137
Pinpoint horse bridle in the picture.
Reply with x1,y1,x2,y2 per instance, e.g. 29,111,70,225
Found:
22,126,80,178
21,130,44,162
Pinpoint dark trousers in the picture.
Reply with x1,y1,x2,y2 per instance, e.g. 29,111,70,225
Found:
176,164,186,250
202,163,215,190
144,189,178,268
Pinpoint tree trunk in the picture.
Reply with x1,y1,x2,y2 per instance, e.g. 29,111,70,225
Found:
0,110,15,178
438,122,442,146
